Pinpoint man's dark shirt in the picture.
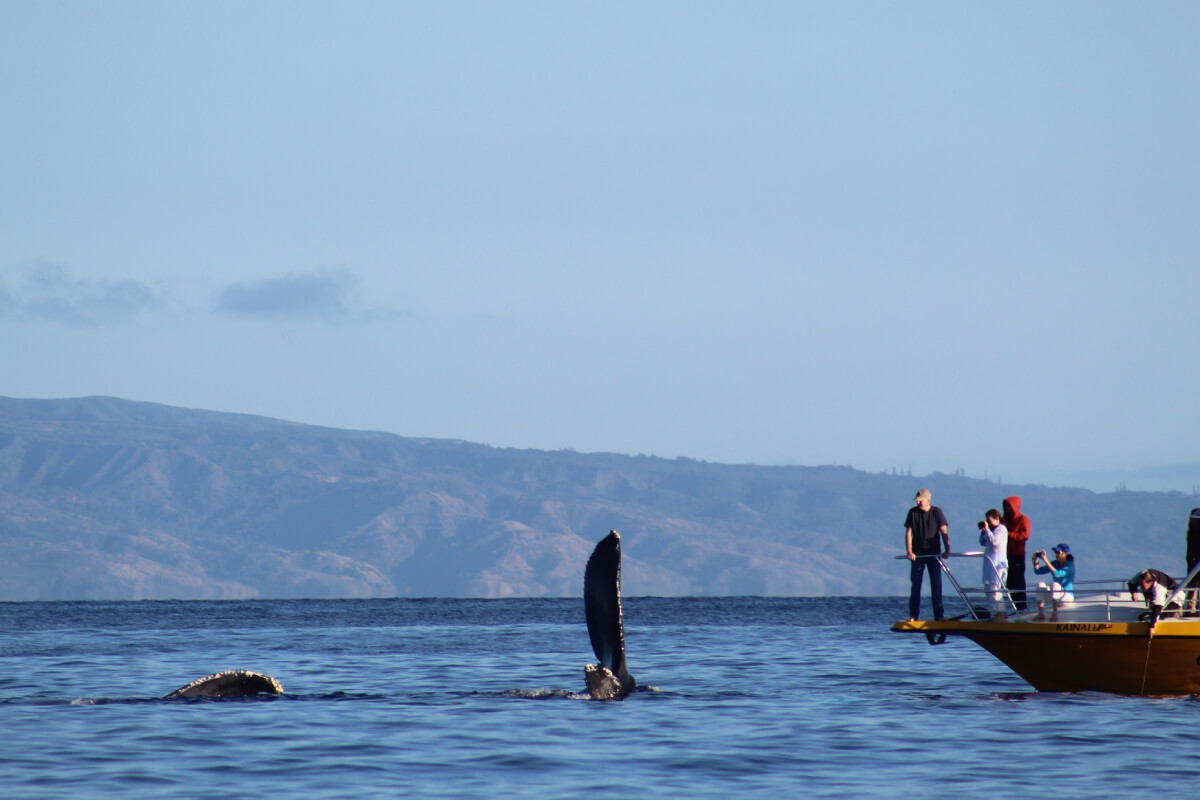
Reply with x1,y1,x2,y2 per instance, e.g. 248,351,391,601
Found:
905,506,948,556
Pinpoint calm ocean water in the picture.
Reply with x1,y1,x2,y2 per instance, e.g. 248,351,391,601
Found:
1,596,1197,799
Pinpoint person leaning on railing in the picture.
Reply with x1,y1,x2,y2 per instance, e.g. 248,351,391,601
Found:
1032,543,1075,622
1135,570,1171,638
1128,568,1177,604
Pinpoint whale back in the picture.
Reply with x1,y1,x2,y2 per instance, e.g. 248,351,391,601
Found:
164,670,284,699
583,530,634,693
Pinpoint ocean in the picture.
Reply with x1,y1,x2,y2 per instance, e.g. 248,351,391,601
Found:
1,596,1196,799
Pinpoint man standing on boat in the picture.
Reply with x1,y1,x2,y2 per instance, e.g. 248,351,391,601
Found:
1002,496,1031,611
905,489,950,621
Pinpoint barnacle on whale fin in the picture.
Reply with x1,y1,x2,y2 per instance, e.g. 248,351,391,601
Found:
584,663,625,700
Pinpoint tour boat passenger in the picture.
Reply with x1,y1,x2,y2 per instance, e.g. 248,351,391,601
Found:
1128,568,1176,601
1186,509,1200,613
1032,543,1074,622
1135,569,1171,637
978,509,1008,621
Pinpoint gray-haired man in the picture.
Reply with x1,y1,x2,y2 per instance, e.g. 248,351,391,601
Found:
905,489,950,621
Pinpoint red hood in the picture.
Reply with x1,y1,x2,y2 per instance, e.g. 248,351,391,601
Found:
1003,495,1030,553
1003,496,1022,517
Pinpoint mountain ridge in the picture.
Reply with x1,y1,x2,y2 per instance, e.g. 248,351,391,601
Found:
1,396,1195,601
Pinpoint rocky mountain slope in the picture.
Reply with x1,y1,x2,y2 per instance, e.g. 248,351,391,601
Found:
0,396,1195,600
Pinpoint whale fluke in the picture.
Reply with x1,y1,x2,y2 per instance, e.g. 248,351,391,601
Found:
583,530,635,699
164,670,284,700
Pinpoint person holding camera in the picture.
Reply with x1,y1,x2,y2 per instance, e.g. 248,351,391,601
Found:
1032,543,1075,622
978,509,1009,621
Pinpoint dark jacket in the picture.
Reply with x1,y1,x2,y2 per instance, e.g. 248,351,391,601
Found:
1128,568,1177,597
1187,508,1200,572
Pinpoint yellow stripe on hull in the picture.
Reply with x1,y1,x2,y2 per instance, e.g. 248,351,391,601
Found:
892,619,1200,695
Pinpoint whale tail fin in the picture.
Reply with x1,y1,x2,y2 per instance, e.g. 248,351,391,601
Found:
164,670,283,699
584,530,635,696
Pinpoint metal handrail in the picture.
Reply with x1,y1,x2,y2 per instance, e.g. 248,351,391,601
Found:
920,556,1200,623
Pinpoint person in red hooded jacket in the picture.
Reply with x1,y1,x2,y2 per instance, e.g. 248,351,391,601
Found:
1003,496,1031,611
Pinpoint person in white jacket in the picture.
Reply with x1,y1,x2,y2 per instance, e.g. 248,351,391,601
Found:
978,508,1009,621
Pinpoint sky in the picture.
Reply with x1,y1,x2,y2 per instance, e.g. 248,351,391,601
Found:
2,2,1198,492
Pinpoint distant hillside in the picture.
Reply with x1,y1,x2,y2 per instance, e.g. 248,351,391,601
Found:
0,396,1196,601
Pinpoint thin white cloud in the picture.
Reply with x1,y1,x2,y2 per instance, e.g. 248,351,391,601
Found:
215,271,352,320
213,269,414,323
0,264,413,327
0,263,161,326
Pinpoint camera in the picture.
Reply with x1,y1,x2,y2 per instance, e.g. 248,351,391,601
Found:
977,521,987,530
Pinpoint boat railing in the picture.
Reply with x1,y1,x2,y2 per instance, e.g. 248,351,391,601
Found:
923,553,1200,622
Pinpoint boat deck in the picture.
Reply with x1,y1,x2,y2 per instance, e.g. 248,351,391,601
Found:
892,555,1200,695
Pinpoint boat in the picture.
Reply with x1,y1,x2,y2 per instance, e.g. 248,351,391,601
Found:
891,553,1200,695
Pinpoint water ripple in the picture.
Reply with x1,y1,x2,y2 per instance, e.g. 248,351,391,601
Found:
1,597,1195,799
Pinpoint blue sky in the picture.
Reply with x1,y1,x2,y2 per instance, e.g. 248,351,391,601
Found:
2,2,1198,491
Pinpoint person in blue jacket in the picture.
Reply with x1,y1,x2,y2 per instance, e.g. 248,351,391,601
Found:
1032,543,1075,622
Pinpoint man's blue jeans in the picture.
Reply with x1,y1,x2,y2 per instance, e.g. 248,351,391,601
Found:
909,555,944,620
